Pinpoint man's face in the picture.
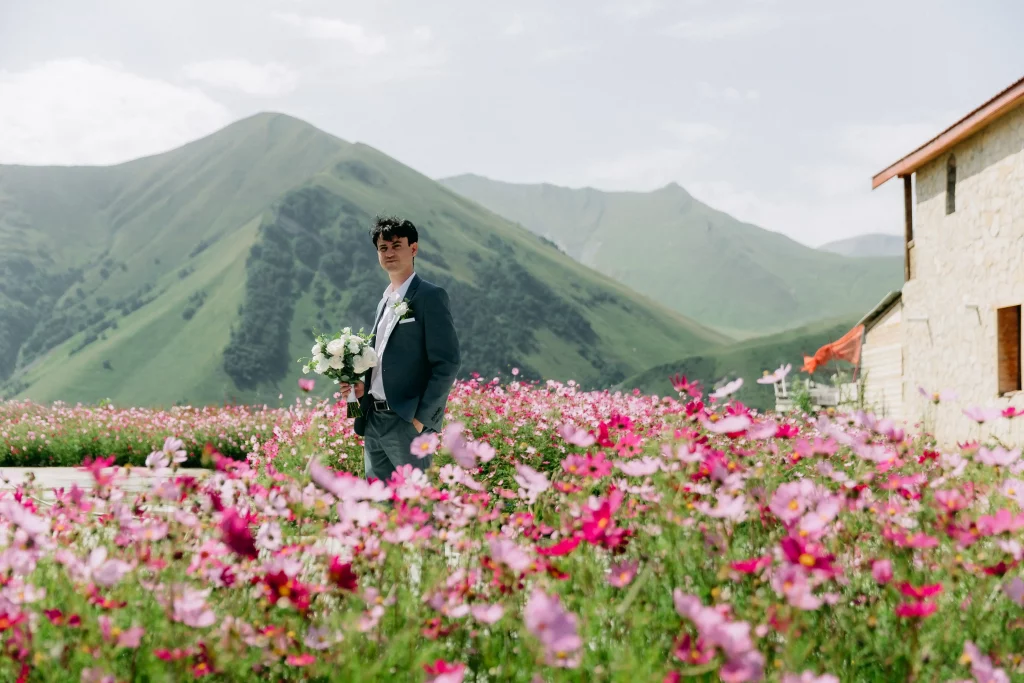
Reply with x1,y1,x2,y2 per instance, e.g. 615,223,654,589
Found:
376,235,417,274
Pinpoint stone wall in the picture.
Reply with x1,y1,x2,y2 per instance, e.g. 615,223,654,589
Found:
902,103,1024,447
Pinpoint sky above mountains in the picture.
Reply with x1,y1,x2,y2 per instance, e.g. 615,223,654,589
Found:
2,0,1022,247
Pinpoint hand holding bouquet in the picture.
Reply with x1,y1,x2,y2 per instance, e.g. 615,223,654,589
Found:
300,327,377,418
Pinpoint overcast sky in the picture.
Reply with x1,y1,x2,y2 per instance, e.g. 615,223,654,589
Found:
2,0,1022,246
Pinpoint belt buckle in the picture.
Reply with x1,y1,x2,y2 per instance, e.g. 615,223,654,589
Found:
373,399,390,412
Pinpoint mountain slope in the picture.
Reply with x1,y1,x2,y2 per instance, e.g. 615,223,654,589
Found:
818,233,903,258
0,113,729,406
438,174,903,336
618,316,861,412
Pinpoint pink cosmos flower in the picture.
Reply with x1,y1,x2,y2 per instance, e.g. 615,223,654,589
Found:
488,537,533,575
615,456,663,477
442,422,477,469
411,432,440,459
782,673,840,683
470,603,505,624
919,386,957,403
961,641,1010,683
976,446,1020,467
298,378,315,392
769,480,817,526
607,559,639,587
701,414,751,435
934,489,969,513
963,406,1003,423
696,493,748,522
424,659,466,683
559,422,596,448
219,508,258,561
523,588,582,668
88,547,134,588
513,464,550,502
170,585,217,628
1003,577,1024,606
871,559,893,584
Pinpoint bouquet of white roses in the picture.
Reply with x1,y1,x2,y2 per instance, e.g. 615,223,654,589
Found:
299,327,377,418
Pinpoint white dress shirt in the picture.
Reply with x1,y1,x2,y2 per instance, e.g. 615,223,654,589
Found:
369,271,416,402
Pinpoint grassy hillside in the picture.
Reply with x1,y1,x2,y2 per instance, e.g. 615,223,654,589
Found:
439,174,902,336
818,233,903,258
0,113,729,407
618,316,861,412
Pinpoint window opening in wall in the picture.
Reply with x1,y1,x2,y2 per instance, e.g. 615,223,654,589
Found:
997,304,1022,395
946,154,956,215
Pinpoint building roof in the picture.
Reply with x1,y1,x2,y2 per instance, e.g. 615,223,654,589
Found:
872,75,1024,189
857,289,902,332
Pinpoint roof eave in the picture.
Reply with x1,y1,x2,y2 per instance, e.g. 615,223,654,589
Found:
857,289,903,331
872,75,1024,190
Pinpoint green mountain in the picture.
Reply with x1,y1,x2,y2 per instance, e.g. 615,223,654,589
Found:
617,316,861,412
0,113,730,407
818,233,903,258
438,174,903,337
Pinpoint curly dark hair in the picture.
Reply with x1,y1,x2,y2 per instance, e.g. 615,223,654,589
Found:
370,215,419,247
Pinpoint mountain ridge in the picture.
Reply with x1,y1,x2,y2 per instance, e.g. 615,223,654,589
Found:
438,173,904,336
0,113,728,406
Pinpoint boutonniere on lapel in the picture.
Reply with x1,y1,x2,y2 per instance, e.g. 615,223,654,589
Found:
391,297,412,321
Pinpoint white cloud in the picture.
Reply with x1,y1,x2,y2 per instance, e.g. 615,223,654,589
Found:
695,81,760,102
536,45,591,63
835,120,952,170
182,59,298,96
664,11,784,40
0,59,232,166
687,179,905,247
573,148,698,191
504,15,525,36
601,0,662,19
663,121,729,144
272,12,388,55
271,12,447,85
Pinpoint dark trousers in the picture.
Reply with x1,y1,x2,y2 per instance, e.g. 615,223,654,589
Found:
362,406,433,483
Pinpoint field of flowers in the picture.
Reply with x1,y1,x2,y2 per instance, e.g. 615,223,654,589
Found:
0,373,1022,682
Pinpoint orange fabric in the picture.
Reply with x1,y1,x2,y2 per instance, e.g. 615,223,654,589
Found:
801,325,864,374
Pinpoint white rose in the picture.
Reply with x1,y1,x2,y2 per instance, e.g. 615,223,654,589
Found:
359,347,378,368
393,302,409,317
347,338,361,354
326,338,347,357
311,343,322,356
314,357,329,374
328,355,344,370
302,365,310,374
352,358,370,375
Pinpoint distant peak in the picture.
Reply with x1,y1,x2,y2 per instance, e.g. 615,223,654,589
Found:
657,181,689,194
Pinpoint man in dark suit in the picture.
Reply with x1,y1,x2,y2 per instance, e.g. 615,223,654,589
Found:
341,216,461,483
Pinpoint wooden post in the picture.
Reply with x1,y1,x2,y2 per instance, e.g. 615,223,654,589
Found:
903,174,913,281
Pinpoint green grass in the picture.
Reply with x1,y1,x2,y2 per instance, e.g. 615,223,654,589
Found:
439,174,904,335
618,315,862,411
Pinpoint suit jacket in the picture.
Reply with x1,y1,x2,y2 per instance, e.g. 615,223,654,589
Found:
352,273,461,436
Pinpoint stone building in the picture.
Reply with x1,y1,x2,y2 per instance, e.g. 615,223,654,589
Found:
871,75,1024,447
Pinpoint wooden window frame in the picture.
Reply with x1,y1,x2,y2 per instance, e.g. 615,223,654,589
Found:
997,304,1022,396
946,154,957,215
